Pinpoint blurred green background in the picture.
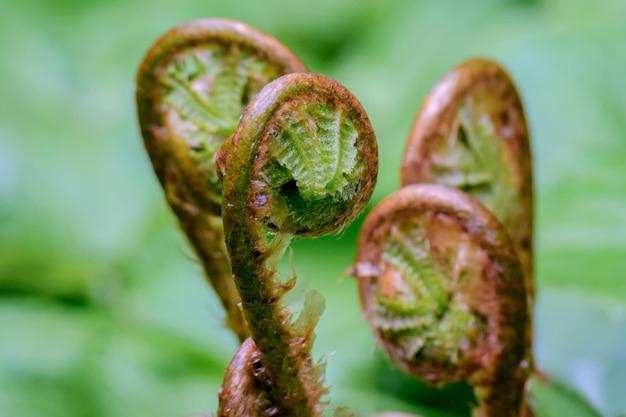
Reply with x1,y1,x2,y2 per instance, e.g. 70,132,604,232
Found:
1,0,625,416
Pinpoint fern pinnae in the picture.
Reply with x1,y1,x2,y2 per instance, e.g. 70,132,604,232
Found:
383,245,433,308
385,233,448,311
163,69,227,132
330,114,359,195
210,48,250,126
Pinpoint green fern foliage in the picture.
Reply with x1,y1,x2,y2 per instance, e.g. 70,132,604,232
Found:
375,223,486,366
272,101,358,201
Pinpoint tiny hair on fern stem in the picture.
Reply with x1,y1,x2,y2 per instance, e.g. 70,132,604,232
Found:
351,184,532,417
401,58,533,300
135,18,307,341
217,71,378,417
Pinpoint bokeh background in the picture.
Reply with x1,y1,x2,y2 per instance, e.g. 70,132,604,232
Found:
1,0,625,416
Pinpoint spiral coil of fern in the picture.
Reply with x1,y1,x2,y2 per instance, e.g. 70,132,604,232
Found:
352,184,531,417
217,72,378,417
136,18,307,341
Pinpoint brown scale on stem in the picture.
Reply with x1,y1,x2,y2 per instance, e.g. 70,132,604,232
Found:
351,184,532,417
136,18,307,341
217,72,378,417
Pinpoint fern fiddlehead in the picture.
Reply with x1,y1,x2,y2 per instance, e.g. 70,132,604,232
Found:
352,184,531,417
401,59,533,296
136,18,307,341
217,72,378,417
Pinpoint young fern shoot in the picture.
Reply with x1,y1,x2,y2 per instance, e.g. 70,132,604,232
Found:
401,59,533,298
136,18,307,341
216,72,378,417
352,184,531,417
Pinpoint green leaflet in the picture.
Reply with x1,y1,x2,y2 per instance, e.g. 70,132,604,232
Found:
428,98,518,229
375,222,486,366
160,44,282,205
382,231,448,312
273,102,359,201
162,45,278,136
